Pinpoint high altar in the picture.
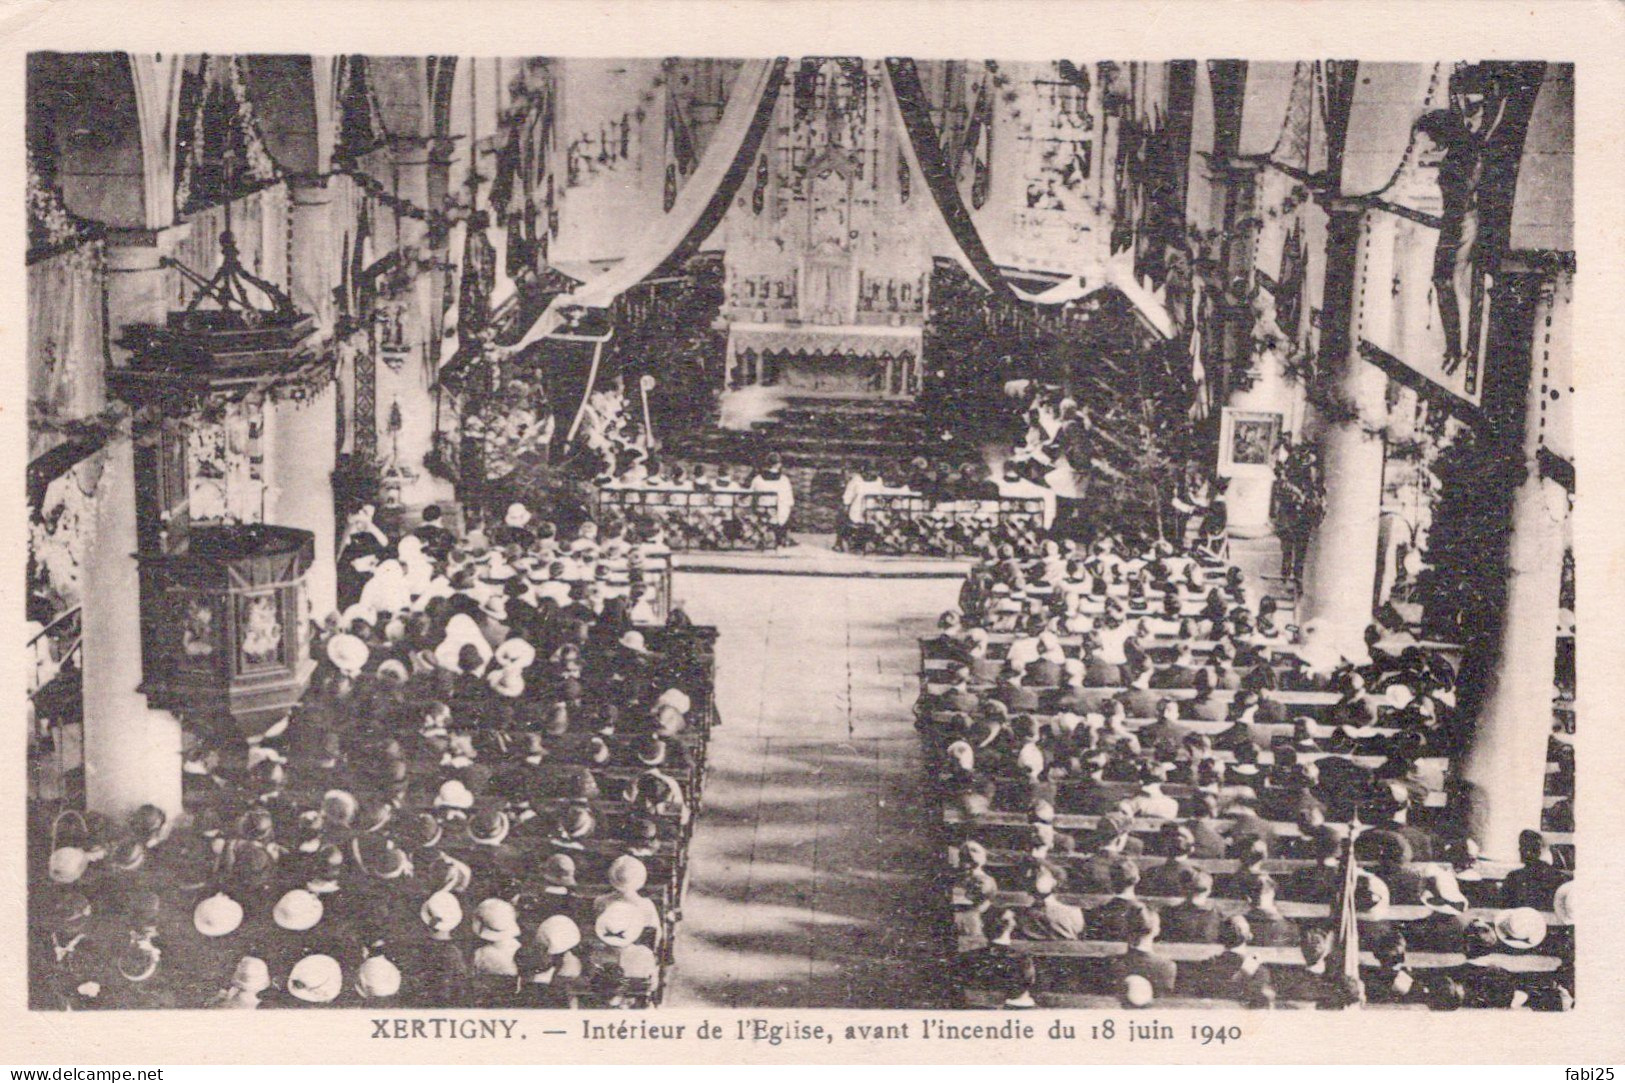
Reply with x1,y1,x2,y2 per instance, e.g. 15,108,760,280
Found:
718,59,936,399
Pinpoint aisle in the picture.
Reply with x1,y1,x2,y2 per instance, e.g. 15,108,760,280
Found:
665,571,961,1008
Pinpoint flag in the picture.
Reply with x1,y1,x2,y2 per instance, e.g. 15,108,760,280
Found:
1188,279,1209,421
1328,832,1363,1001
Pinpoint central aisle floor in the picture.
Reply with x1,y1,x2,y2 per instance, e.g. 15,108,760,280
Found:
665,571,962,1008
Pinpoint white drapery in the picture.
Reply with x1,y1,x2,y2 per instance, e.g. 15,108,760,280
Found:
880,63,1175,339
503,59,781,355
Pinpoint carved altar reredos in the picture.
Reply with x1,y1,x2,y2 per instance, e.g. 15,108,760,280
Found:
720,58,931,398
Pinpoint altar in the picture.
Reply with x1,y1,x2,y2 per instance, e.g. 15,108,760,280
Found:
724,321,923,399
715,59,935,402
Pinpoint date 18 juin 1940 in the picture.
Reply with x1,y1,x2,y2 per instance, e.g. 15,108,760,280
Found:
1059,1020,1241,1044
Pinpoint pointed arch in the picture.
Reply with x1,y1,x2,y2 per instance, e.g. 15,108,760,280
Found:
31,52,175,230
239,54,335,177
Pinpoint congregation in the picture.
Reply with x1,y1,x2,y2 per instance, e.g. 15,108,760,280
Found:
28,504,718,1010
921,525,1574,1010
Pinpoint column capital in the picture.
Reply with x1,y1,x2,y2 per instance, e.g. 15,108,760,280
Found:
103,221,193,255
1499,248,1577,281
1314,194,1368,222
286,175,336,203
387,135,438,167
1217,155,1268,177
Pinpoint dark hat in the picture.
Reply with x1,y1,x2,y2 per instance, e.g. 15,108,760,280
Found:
541,853,577,888
636,735,669,767
353,832,409,879
357,799,394,835
1179,866,1214,898
47,889,93,930
128,804,167,841
405,812,443,851
468,808,510,844
555,805,595,839
563,766,600,802
1108,858,1142,894
230,843,274,885
123,889,162,927
106,838,147,872
623,815,661,847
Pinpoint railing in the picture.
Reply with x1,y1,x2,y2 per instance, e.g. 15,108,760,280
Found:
27,606,83,805
593,485,781,552
611,552,675,626
857,495,1045,557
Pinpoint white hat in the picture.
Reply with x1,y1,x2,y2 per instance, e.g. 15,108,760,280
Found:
288,954,342,1003
487,666,526,698
505,503,533,528
355,955,402,998
1016,742,1045,778
420,890,463,934
434,614,492,672
1355,872,1391,922
473,898,520,942
230,956,271,995
273,889,324,932
194,892,244,937
326,634,370,677
619,944,659,982
619,630,652,655
434,779,475,811
946,740,975,771
494,638,537,670
595,899,649,948
608,854,649,894
1553,881,1573,926
48,846,91,885
1494,907,1548,950
536,914,582,954
1419,870,1469,915
1123,973,1155,1007
656,688,691,715
376,659,410,685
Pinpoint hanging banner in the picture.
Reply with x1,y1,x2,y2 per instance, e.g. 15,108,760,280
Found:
885,58,1173,337
503,58,787,355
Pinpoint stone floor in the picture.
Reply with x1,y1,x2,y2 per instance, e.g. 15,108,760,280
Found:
665,568,962,1009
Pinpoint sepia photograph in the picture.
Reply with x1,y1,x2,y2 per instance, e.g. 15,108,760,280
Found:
12,5,1612,1061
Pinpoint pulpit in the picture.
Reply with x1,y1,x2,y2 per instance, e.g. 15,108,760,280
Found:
138,524,315,732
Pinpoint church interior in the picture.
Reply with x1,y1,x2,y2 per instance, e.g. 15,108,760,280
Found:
25,55,1574,1011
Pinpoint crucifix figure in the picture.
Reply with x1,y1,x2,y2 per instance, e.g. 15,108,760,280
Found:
1413,65,1509,375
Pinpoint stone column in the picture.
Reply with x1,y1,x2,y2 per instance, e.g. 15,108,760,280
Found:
81,436,183,819
379,142,454,510
268,382,340,623
102,226,189,366
1299,206,1393,662
288,178,336,335
1464,267,1571,862
1214,159,1290,539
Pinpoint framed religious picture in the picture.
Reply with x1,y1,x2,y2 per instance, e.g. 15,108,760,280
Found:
1218,407,1283,478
